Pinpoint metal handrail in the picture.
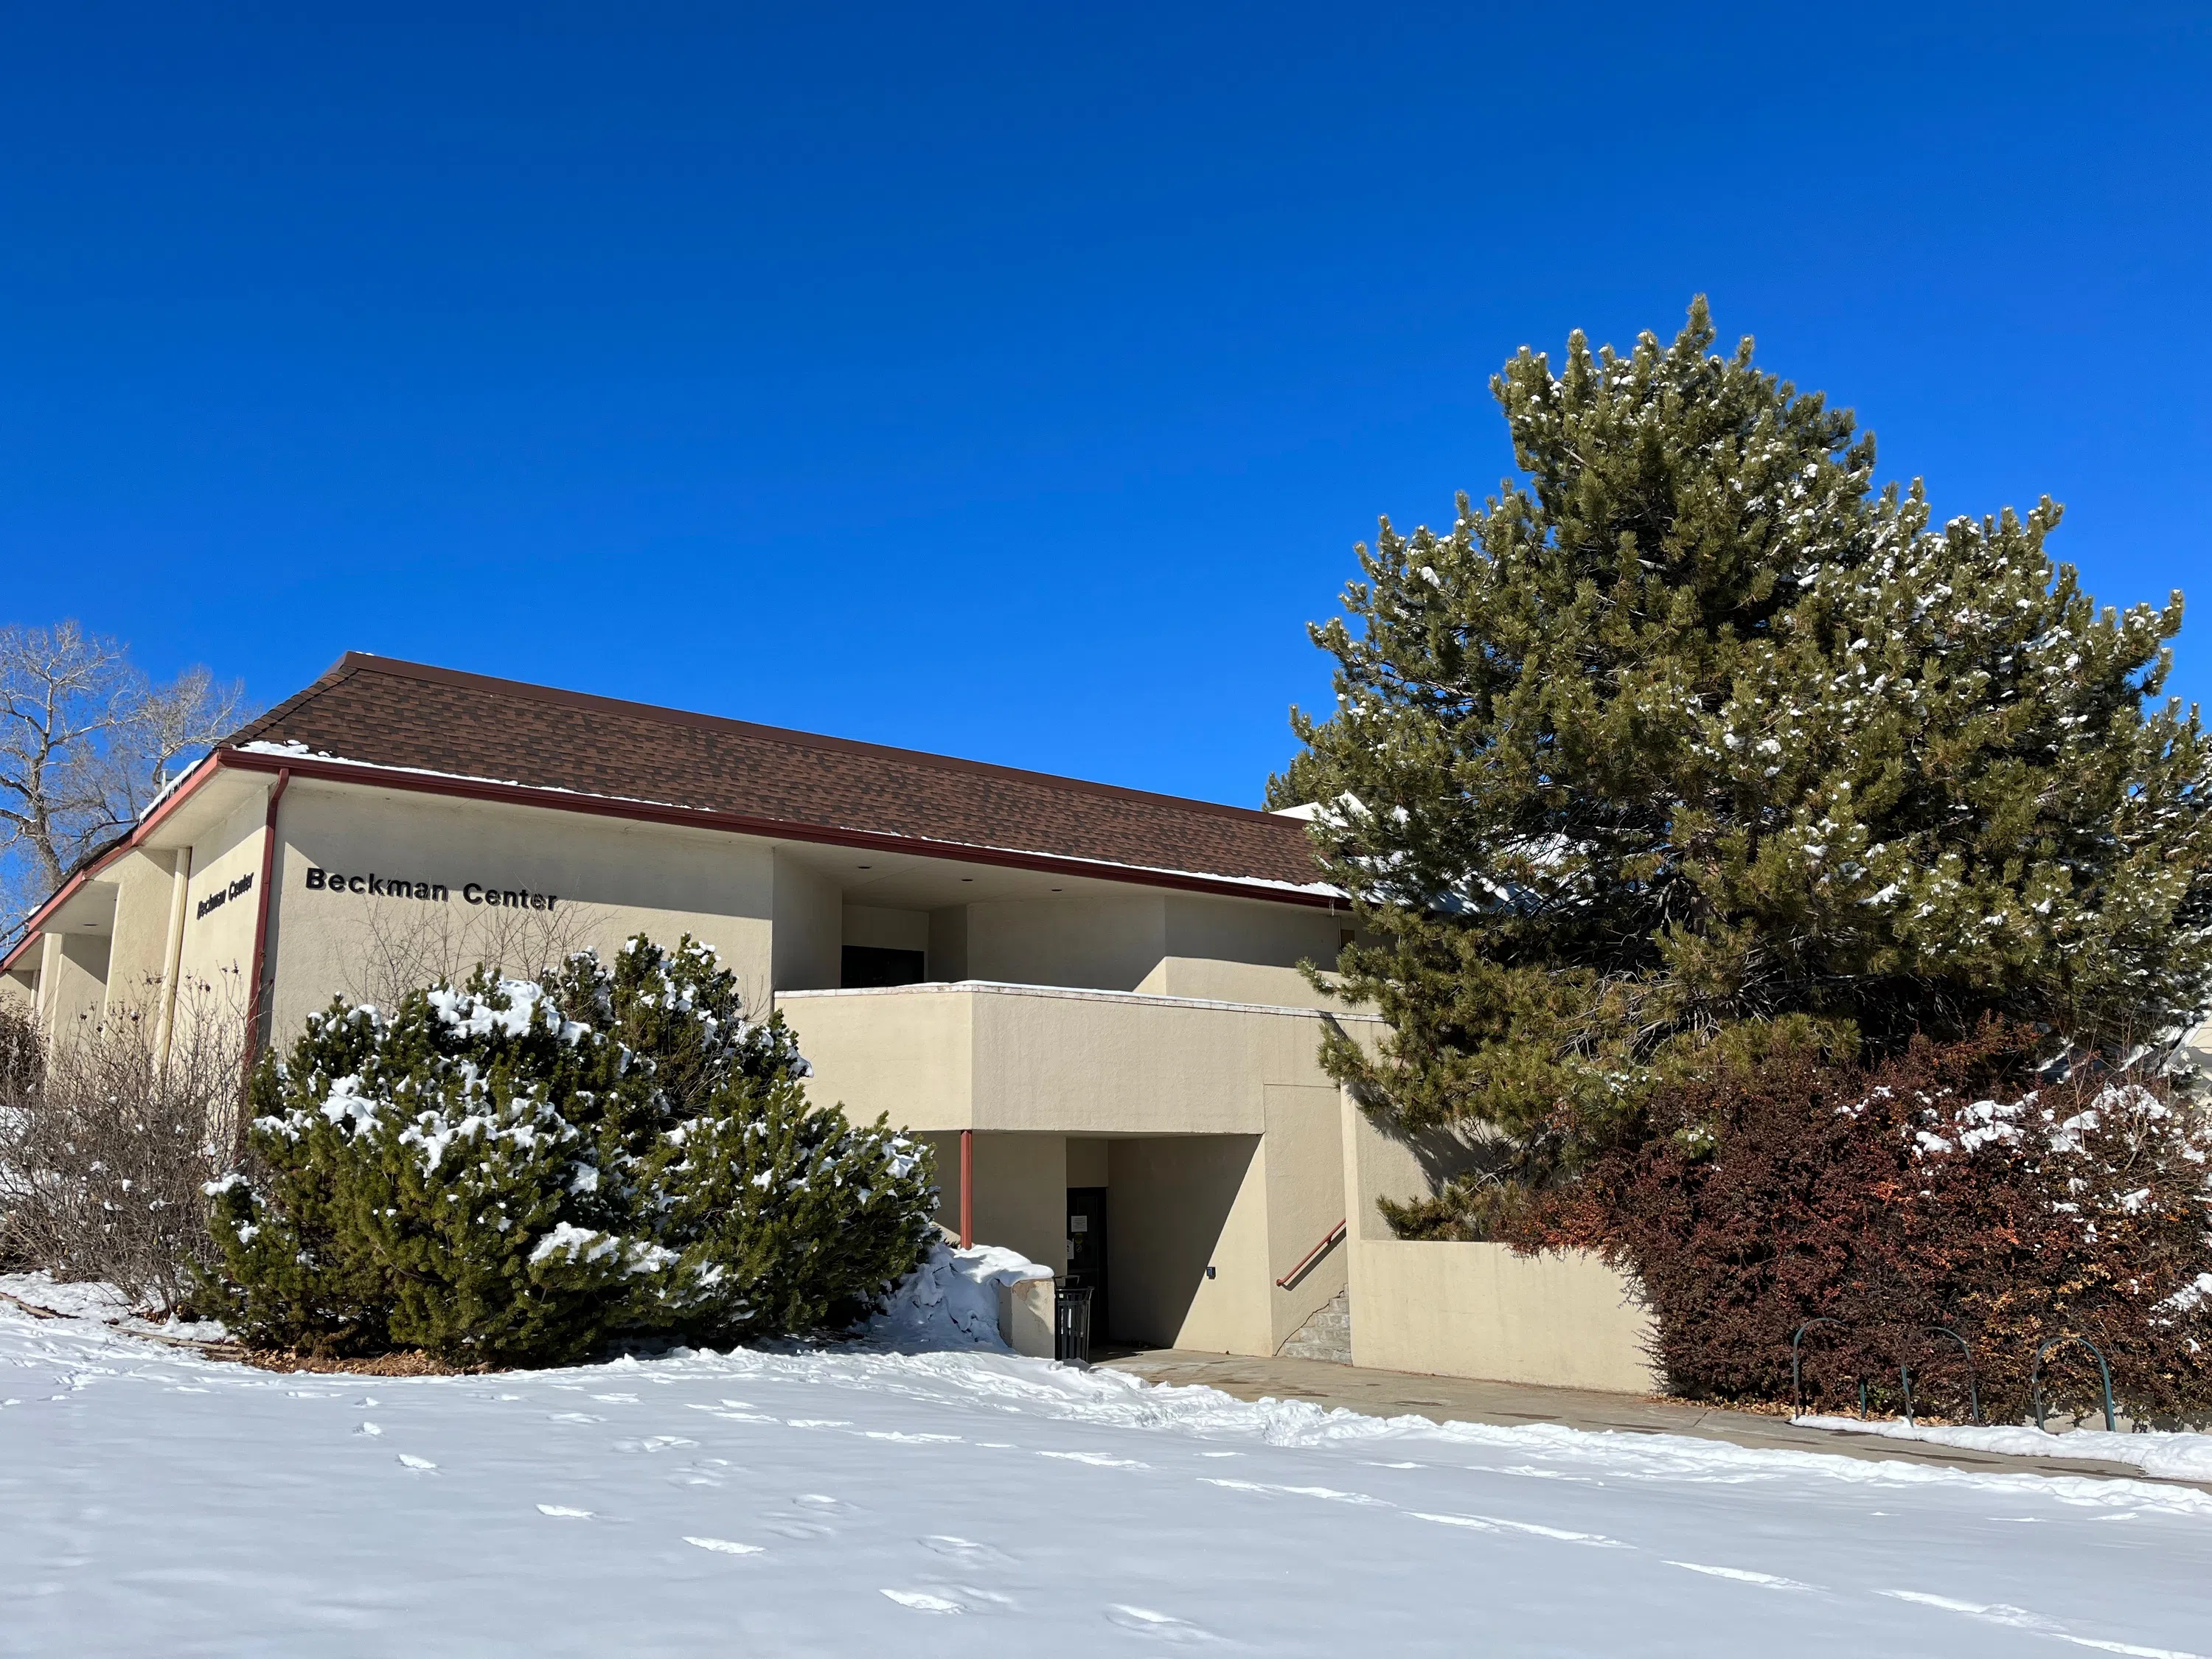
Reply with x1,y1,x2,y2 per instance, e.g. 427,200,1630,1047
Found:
2032,1335,2117,1433
1276,1219,1347,1289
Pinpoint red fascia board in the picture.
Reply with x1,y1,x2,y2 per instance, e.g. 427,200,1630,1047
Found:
0,752,226,973
212,748,1343,911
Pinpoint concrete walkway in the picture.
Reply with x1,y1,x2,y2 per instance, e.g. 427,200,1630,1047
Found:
1097,1348,2207,1492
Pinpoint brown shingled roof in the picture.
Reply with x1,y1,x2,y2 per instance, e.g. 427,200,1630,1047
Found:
225,655,1330,897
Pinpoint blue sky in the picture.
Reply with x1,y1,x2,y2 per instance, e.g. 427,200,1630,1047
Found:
2,4,2205,806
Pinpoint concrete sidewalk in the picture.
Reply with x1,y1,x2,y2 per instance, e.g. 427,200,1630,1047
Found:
1097,1348,2206,1492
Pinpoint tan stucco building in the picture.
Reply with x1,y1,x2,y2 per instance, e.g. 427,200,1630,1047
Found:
3,653,1657,1384
2,654,1384,1357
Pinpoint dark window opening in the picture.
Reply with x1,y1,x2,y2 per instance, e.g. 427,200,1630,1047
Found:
841,945,927,988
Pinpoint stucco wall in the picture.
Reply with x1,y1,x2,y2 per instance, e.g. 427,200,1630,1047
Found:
780,983,1367,1138
771,852,840,993
1261,1082,1349,1350
1107,1134,1267,1351
99,848,184,1018
1164,894,1343,975
1135,957,1345,1012
910,1130,1070,1276
174,787,271,1009
1065,1136,1110,1187
1349,1242,1658,1393
38,931,111,1034
1339,1083,1657,1392
780,985,1368,1358
963,894,1167,992
264,782,778,1039
843,905,928,955
925,905,968,979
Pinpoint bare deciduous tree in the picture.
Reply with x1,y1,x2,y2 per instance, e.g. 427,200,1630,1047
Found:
0,970,251,1312
338,894,601,1014
0,621,251,941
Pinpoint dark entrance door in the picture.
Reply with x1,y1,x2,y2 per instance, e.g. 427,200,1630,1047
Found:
1064,1186,1108,1343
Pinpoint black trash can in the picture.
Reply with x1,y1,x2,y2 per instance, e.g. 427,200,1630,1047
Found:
1055,1284,1093,1364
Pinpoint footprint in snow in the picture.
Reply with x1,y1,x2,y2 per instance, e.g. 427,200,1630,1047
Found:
590,1393,640,1404
1104,1605,1216,1643
1669,1562,1819,1593
1409,1512,1627,1548
547,1412,605,1424
881,1590,964,1614
397,1455,437,1472
1037,1450,1144,1468
1879,1589,2206,1656
613,1436,697,1453
920,1537,1012,1566
536,1504,593,1519
765,1517,835,1540
796,1495,848,1511
355,1422,383,1437
1203,1478,1384,1504
684,1537,763,1557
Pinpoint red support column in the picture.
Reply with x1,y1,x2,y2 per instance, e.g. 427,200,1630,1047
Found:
959,1128,973,1249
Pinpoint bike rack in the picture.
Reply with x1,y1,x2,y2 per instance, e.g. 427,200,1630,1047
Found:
2031,1334,2116,1433
1794,1320,1980,1425
1790,1320,1860,1419
1899,1326,1982,1427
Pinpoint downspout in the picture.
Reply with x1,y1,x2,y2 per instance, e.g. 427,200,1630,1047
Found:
153,846,194,1071
240,768,291,1087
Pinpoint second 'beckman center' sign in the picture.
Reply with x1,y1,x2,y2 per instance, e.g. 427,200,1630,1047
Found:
304,867,561,910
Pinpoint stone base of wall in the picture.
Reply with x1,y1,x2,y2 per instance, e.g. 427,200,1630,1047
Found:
1276,1286,1352,1364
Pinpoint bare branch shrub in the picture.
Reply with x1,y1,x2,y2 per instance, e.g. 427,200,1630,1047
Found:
0,970,248,1312
338,895,600,1013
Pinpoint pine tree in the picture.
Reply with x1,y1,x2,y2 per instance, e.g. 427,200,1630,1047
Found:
204,936,936,1364
1272,299,2212,1198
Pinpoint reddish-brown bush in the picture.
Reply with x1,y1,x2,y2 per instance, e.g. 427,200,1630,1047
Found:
1545,1023,2212,1425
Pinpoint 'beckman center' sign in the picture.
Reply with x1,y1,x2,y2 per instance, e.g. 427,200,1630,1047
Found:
304,868,562,910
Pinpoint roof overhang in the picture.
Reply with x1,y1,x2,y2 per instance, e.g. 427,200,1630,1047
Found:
2,744,1343,973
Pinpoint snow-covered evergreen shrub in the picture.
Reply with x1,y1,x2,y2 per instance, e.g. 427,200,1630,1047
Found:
204,936,935,1366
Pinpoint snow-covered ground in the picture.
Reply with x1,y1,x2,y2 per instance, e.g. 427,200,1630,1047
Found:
1795,1413,2212,1484
5,1304,2209,1656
